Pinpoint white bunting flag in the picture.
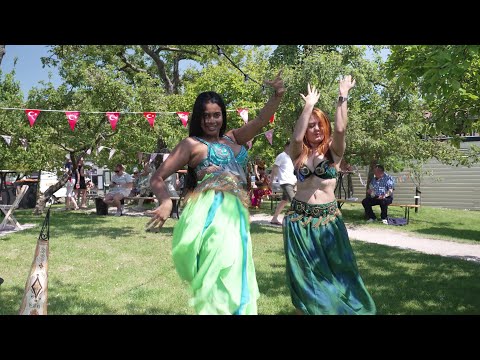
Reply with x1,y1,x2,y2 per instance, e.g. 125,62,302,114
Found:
264,129,274,145
1,135,12,146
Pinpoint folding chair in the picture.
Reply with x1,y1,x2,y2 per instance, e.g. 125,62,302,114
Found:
0,185,29,231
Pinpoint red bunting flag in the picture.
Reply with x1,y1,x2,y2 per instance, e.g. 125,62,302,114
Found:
269,113,275,124
176,112,189,128
143,112,157,128
65,111,80,131
237,108,248,123
106,112,120,130
25,109,40,127
265,129,274,145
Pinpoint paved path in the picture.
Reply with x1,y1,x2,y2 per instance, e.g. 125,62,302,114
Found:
250,213,480,263
0,223,37,237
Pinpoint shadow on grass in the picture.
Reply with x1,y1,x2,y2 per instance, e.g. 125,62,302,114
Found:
250,222,283,235
11,208,177,239
0,281,116,315
414,227,480,243
352,241,480,314
254,237,480,315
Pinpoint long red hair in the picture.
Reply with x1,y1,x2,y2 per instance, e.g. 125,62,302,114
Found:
293,108,333,169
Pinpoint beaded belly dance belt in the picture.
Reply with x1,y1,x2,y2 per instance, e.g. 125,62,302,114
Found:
286,198,341,227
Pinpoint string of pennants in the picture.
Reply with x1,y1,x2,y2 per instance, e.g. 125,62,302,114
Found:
1,108,276,150
0,106,274,130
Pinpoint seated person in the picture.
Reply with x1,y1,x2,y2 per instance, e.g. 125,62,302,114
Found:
362,164,395,224
132,162,156,212
129,167,141,197
103,163,133,216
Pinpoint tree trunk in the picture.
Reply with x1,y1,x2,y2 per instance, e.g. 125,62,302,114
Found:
365,159,378,196
153,137,168,169
0,45,5,67
33,173,69,215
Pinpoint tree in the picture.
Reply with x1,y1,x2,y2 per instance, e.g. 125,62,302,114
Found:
270,45,475,193
0,45,5,66
2,45,276,213
385,45,480,136
42,45,240,95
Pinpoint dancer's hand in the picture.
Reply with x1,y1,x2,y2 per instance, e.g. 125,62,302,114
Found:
300,83,320,107
145,200,172,232
264,69,285,97
339,75,355,96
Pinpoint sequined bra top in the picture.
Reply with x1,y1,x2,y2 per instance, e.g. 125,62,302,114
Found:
296,158,338,182
193,135,248,184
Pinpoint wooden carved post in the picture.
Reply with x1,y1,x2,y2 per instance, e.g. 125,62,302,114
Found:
19,207,51,315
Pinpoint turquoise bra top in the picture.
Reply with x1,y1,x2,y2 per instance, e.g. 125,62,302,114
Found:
193,135,248,182
296,158,338,182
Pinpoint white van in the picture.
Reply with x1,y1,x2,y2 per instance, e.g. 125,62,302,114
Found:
39,171,67,199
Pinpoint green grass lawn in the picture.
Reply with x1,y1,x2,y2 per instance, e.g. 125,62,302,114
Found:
1,203,479,315
338,202,480,244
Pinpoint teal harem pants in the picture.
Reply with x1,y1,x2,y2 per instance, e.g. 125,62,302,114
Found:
283,199,376,315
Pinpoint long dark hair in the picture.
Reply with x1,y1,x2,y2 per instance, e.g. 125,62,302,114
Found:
185,91,228,192
188,91,227,137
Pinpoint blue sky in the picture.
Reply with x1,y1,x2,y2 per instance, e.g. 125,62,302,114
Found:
1,45,389,100
1,45,61,99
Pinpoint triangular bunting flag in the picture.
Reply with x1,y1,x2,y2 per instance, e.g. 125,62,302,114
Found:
237,108,248,123
149,153,158,163
143,112,156,128
20,138,28,150
106,112,120,131
65,111,80,131
137,152,144,164
269,113,275,124
108,148,116,160
25,109,40,127
265,129,274,145
176,112,189,128
86,148,92,155
96,146,105,155
1,135,12,146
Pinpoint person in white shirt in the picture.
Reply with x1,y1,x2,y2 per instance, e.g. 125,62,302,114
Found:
65,172,79,210
104,163,133,216
270,141,297,225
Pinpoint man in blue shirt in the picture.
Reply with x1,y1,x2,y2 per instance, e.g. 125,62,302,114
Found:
362,164,395,224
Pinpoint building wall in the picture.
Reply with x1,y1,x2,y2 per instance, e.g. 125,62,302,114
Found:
344,140,480,210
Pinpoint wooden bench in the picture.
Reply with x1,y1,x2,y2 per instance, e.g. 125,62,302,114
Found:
336,198,420,224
